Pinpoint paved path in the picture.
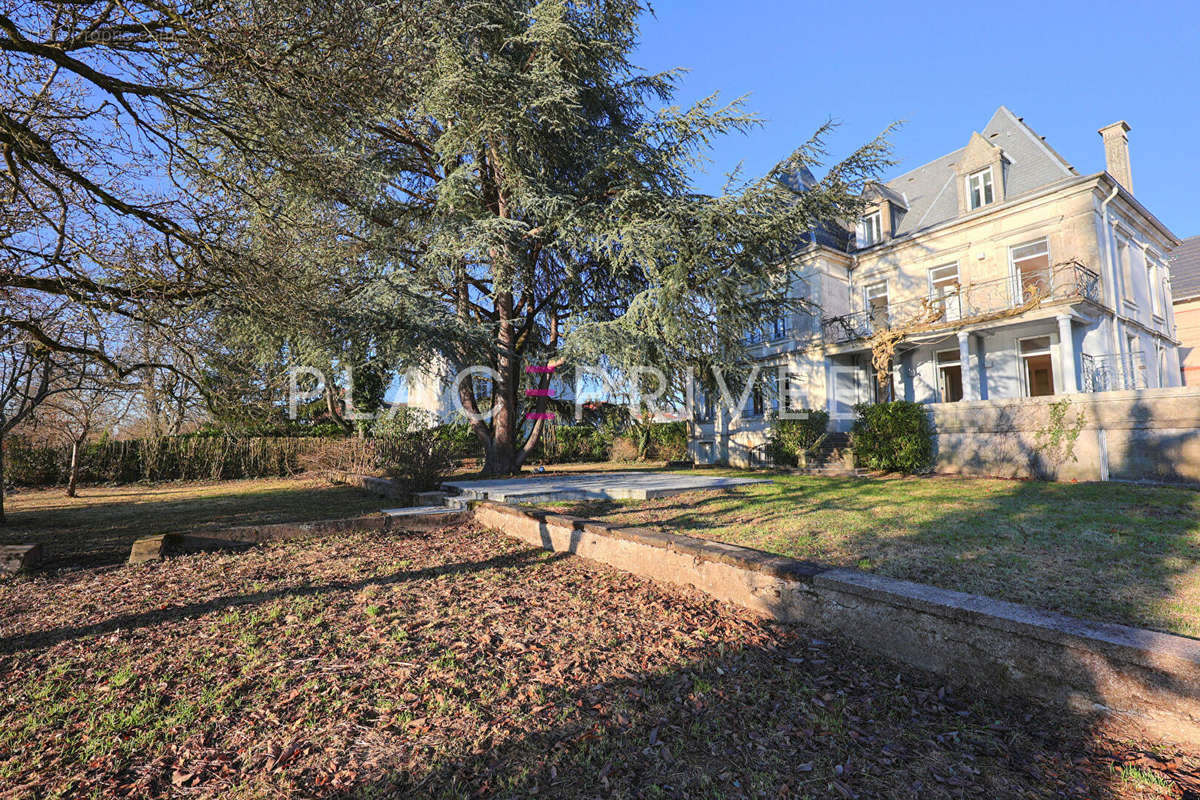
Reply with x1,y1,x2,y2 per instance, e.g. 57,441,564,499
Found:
442,471,769,503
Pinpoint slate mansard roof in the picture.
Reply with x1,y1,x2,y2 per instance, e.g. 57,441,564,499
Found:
1170,236,1200,302
780,107,1084,257
879,106,1078,240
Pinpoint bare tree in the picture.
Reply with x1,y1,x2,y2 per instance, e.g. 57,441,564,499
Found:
31,365,135,496
0,328,62,522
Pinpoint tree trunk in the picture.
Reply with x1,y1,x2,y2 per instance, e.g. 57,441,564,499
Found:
67,438,81,498
0,425,6,525
484,290,520,475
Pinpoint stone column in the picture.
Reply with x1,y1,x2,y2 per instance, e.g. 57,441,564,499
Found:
1058,314,1078,393
957,330,975,401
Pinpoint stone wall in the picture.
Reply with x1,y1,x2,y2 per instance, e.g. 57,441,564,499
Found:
473,500,1200,748
929,385,1200,484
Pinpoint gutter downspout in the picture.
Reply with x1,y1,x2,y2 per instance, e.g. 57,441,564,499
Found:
1096,182,1121,482
1100,182,1123,367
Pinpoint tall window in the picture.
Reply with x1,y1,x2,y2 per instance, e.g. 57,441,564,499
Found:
1019,336,1055,397
864,281,889,329
769,314,789,340
929,263,960,320
859,211,882,247
936,349,964,402
1148,258,1163,317
1116,237,1135,307
1011,238,1051,304
967,167,994,210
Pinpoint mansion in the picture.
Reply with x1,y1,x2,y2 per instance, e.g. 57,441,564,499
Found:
691,107,1183,466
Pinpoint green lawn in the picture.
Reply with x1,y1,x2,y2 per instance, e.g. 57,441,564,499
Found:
549,472,1200,638
1,476,385,568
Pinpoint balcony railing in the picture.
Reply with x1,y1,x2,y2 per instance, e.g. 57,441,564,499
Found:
1082,350,1146,392
822,261,1102,345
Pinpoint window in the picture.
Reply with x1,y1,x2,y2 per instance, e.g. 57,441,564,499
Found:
864,280,889,329
1011,239,1051,304
1019,336,1055,397
1148,258,1163,318
936,349,964,403
1116,237,1136,307
782,372,805,413
967,167,994,210
928,263,961,320
769,314,789,340
859,211,883,247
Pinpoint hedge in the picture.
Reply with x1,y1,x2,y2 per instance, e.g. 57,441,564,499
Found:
3,436,375,487
850,401,933,473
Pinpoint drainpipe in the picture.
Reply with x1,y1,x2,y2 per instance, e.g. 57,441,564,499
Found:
1099,182,1124,370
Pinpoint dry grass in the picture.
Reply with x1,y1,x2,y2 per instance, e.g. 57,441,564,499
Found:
1,476,385,568
548,472,1200,638
2,523,1195,798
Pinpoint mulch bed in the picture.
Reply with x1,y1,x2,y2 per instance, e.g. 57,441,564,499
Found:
0,523,1196,799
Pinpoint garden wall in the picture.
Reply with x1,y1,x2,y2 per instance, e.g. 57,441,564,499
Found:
928,386,1200,484
473,501,1200,748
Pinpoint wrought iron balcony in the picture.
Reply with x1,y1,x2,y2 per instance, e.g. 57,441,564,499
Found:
821,260,1102,345
1082,350,1146,392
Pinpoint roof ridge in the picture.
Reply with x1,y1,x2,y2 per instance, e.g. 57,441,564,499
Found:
990,106,1076,176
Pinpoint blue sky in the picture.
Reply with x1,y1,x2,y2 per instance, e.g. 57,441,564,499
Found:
633,0,1199,237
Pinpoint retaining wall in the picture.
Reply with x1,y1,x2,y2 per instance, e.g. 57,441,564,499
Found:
473,501,1200,748
929,386,1200,483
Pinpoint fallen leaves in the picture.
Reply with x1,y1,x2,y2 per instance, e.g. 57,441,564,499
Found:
0,524,1194,799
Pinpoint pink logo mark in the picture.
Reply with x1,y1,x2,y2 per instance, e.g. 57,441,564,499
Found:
525,364,557,421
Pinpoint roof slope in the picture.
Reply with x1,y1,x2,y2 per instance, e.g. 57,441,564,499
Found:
1170,235,1200,301
881,106,1076,238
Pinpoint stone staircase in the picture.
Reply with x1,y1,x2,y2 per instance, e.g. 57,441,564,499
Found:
794,433,868,477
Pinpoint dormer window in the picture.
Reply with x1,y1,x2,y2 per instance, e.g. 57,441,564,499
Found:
967,167,995,210
859,211,883,247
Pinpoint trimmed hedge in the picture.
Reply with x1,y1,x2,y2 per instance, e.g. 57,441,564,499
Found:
850,401,933,473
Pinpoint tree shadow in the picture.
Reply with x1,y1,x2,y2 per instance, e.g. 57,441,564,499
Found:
559,472,1200,639
336,622,1147,799
0,547,551,655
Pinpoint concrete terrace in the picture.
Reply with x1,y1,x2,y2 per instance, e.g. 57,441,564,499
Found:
442,471,769,504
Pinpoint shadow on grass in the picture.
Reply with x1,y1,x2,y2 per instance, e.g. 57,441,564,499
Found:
0,547,553,655
1,480,386,569
560,474,1200,638
339,627,1137,800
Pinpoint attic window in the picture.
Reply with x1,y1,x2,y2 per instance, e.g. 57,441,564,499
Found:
859,211,883,247
967,167,995,210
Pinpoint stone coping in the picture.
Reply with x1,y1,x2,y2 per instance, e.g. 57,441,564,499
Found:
481,501,1200,671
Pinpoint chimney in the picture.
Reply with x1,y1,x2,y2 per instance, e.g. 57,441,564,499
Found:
1098,120,1133,194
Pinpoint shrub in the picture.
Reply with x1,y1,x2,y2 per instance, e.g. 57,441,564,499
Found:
850,401,933,473
643,421,688,460
371,410,458,492
610,435,639,462
432,420,484,460
766,411,830,467
553,425,611,462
